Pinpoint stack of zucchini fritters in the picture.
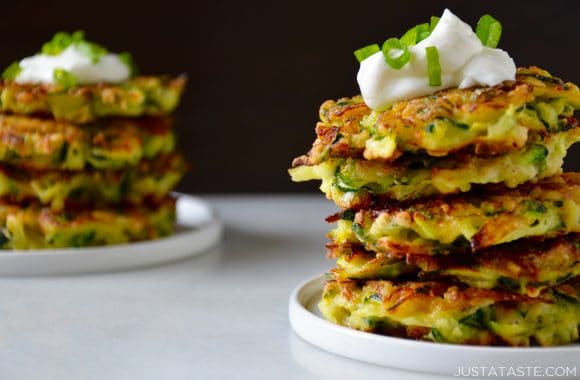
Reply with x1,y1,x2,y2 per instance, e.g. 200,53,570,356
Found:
0,73,186,248
290,67,580,346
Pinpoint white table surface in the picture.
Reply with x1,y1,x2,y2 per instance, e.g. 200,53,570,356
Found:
0,195,474,380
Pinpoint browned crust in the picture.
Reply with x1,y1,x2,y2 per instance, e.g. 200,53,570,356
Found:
0,75,186,102
0,75,187,123
409,236,580,280
291,66,580,167
358,172,580,216
329,279,542,306
34,195,176,223
0,152,185,179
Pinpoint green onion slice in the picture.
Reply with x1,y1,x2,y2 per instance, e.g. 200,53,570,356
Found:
415,23,430,43
430,16,440,32
381,38,410,69
119,51,139,76
41,30,109,63
400,26,418,46
401,20,436,46
42,31,73,55
53,68,77,88
353,44,380,63
76,40,108,63
71,30,85,43
425,46,441,87
476,14,502,48
2,61,22,80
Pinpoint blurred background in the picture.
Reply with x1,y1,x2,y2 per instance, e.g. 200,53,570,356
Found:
1,0,578,193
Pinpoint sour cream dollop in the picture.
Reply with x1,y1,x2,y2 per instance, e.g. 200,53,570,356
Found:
357,9,516,110
15,45,130,85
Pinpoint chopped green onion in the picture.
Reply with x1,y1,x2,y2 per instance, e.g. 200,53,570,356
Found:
381,38,410,69
53,68,77,88
2,61,21,80
476,14,502,48
429,16,440,32
425,46,441,86
429,328,446,343
353,44,380,63
71,30,85,43
76,40,108,63
401,23,431,46
42,31,73,55
41,30,109,63
400,26,418,46
401,18,439,46
415,23,430,43
417,31,431,43
119,51,139,76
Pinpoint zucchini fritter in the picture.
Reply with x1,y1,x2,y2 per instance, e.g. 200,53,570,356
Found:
329,174,580,255
0,76,186,123
291,127,580,209
298,67,579,164
0,115,175,170
329,235,580,297
320,278,580,346
0,197,176,249
0,153,186,211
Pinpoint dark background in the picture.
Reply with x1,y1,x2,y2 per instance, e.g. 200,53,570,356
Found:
1,0,579,193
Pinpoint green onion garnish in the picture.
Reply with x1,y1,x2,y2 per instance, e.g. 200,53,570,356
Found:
53,68,77,88
42,32,73,55
76,40,108,63
415,23,430,43
476,14,502,48
41,30,109,63
425,46,441,86
401,19,437,46
353,44,380,63
400,26,418,46
429,16,440,32
71,30,85,43
1,61,22,81
119,51,139,76
381,38,410,69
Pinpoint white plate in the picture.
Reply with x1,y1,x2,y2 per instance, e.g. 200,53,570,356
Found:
0,194,222,276
289,275,580,377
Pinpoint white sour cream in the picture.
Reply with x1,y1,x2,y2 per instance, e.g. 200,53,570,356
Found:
357,9,516,110
15,45,130,85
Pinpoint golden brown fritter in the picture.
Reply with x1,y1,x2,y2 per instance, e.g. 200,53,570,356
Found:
297,67,579,165
328,173,580,255
0,196,176,249
320,277,580,346
0,153,186,211
0,75,186,123
0,115,175,170
291,125,580,209
328,234,580,297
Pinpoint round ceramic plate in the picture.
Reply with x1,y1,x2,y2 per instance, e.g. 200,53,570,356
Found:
289,275,580,377
0,194,222,276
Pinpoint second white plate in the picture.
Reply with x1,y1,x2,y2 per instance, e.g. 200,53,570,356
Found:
0,194,223,276
289,275,580,377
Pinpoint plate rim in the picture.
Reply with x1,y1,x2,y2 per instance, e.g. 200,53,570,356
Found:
289,274,580,374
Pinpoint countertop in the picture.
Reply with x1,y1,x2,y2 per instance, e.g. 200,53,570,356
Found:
0,195,466,379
